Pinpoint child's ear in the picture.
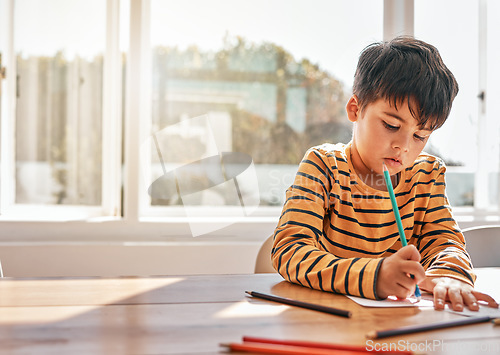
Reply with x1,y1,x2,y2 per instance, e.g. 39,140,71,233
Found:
346,95,360,123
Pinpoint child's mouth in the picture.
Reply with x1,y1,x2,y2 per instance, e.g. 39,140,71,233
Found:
385,158,402,167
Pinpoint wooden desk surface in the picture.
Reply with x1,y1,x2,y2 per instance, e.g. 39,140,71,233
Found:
0,268,499,354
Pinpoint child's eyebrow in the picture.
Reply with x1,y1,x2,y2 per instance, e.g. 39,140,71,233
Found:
382,111,405,122
416,125,433,133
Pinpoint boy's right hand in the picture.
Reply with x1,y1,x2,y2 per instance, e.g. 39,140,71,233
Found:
376,245,425,299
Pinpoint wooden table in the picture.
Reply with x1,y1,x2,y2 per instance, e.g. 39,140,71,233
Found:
0,268,499,354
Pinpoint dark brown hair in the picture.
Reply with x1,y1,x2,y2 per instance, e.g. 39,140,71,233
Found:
352,36,459,130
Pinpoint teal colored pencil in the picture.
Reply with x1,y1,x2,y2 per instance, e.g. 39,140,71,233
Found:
382,163,421,300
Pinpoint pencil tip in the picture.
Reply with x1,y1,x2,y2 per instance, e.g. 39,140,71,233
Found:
382,161,388,172
366,331,377,339
414,285,421,299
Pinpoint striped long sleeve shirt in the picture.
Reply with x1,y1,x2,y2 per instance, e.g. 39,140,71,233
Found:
271,142,475,299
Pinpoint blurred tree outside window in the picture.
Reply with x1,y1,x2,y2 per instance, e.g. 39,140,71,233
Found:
147,0,383,209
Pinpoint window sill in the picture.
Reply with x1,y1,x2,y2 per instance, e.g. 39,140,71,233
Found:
0,215,279,243
0,206,499,243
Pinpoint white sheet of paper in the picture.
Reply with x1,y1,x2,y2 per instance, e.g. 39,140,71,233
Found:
347,293,500,317
445,303,500,318
346,293,435,308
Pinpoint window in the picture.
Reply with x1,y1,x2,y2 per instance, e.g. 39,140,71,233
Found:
415,1,479,207
13,0,106,206
1,0,123,219
0,0,499,240
415,0,500,211
145,0,383,217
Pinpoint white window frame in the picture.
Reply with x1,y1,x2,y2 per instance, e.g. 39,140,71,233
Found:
0,0,120,220
0,0,499,244
0,0,16,214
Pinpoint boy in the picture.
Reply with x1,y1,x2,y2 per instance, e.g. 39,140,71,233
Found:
271,36,498,312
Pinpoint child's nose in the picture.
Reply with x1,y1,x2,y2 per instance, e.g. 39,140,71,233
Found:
392,135,410,152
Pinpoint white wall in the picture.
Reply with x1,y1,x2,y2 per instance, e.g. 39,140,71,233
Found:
0,242,263,277
0,216,277,277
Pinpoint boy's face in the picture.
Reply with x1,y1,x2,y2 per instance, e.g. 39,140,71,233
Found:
347,95,432,183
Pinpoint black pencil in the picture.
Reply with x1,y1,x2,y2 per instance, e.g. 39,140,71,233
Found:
367,316,492,339
245,290,352,318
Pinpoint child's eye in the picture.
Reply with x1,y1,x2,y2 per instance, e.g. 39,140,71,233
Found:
382,121,399,131
414,133,426,142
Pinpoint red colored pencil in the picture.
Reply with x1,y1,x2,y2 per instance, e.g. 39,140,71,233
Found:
241,336,414,355
221,342,369,355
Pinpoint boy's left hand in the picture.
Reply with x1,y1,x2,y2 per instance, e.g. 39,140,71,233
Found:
420,277,499,311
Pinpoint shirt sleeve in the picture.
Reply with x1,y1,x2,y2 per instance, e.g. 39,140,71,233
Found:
417,161,476,286
271,148,384,299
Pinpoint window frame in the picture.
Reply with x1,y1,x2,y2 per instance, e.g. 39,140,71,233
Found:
0,0,499,244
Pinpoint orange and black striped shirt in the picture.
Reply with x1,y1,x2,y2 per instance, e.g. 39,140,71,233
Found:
271,142,475,299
